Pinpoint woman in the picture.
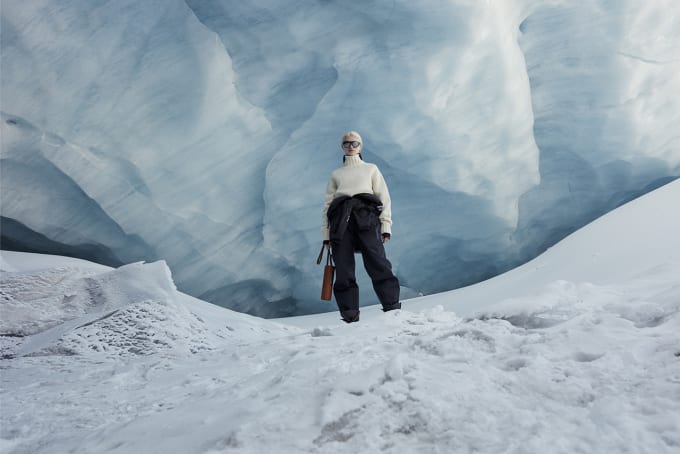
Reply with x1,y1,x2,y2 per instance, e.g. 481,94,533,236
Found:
322,131,401,323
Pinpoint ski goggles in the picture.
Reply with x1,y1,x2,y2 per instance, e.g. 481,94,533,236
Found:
342,141,361,149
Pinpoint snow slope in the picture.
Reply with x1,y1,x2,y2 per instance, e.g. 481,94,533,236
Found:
1,180,679,453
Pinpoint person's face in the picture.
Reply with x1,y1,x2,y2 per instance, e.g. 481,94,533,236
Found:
341,136,362,155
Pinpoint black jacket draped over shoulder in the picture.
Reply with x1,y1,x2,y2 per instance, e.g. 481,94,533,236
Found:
326,193,383,243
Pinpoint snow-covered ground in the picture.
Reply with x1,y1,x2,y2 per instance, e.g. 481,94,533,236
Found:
1,180,679,453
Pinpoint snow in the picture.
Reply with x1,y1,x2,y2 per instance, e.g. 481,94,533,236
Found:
2,1,679,315
1,180,679,453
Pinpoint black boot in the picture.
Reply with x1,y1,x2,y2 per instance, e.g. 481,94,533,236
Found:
341,309,360,323
382,302,401,312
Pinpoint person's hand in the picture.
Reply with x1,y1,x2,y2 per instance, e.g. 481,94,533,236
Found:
382,233,391,244
323,240,330,250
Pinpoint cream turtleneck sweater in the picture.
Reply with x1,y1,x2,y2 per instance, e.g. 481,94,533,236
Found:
322,154,392,241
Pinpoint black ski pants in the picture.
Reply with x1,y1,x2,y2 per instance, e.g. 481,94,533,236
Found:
331,215,400,319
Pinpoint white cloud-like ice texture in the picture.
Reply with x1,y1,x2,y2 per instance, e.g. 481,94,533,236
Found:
1,0,679,316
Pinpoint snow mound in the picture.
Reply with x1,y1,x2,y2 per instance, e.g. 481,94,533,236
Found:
1,266,106,337
1,258,299,359
478,272,680,332
52,299,218,357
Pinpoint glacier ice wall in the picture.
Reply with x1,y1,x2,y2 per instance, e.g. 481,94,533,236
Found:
1,0,679,316
514,0,680,257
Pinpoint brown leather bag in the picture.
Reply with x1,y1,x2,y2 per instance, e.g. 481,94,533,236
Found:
317,244,335,301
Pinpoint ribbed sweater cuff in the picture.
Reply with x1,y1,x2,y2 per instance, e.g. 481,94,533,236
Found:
380,221,392,235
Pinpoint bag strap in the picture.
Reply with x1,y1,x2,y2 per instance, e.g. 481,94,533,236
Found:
317,244,325,265
316,244,334,266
